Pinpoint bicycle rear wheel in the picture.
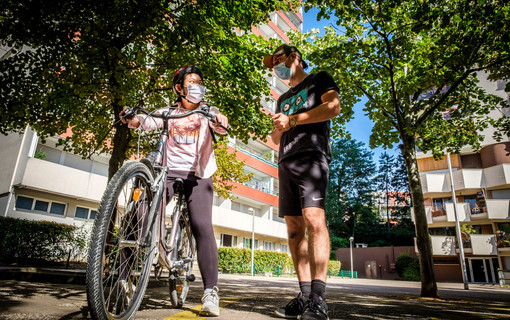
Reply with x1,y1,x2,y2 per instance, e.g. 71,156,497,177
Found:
87,161,156,320
169,213,195,308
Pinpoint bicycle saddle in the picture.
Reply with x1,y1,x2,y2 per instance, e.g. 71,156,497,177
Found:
173,178,184,193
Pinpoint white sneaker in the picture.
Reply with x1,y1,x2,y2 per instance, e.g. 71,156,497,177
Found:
201,286,220,317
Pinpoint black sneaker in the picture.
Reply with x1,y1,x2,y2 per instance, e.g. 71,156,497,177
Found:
274,292,307,319
299,294,329,320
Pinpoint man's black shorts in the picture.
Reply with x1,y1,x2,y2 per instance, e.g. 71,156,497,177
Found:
278,152,329,217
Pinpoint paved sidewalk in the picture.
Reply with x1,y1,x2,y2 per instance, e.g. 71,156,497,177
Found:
1,268,509,319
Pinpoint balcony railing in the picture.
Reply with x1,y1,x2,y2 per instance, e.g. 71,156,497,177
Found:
470,234,497,255
236,145,278,168
430,235,457,256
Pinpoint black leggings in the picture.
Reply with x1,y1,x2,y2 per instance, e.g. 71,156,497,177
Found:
166,171,218,290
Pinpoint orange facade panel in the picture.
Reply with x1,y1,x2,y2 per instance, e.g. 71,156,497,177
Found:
232,182,278,206
228,146,278,178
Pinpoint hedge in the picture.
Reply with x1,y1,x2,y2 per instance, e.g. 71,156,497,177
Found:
218,247,342,276
0,216,89,266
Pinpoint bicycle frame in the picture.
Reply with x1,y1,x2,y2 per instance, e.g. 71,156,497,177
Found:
132,105,227,272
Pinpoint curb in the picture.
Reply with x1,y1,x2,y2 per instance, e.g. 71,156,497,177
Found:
0,266,86,284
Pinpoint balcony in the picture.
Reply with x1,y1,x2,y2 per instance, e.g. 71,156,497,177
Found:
17,157,107,202
429,203,470,223
486,199,510,219
410,206,433,224
212,206,287,239
470,234,498,255
484,163,510,188
421,173,449,194
451,169,484,191
496,232,510,251
236,144,277,168
430,235,457,256
445,202,470,222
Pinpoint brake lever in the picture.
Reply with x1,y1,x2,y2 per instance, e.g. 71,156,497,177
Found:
201,105,230,132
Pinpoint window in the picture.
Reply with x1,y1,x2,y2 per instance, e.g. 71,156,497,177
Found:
221,234,238,247
50,203,66,216
15,196,33,210
34,200,49,212
280,244,289,254
263,241,275,251
75,206,97,220
15,195,67,216
244,238,258,250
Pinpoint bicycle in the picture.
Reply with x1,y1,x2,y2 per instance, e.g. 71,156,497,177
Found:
86,104,228,320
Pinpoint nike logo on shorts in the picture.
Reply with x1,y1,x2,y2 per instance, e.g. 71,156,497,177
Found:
312,196,323,201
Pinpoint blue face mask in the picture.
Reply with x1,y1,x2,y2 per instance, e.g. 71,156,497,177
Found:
274,57,292,80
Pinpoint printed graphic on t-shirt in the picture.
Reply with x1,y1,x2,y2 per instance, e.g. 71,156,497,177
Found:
280,89,307,115
169,115,200,144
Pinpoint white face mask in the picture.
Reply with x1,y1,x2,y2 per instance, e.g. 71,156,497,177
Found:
184,84,206,104
274,57,292,80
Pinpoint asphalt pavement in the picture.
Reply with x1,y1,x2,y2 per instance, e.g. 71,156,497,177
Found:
1,267,510,320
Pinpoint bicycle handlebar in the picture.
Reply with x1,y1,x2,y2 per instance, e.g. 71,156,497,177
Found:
121,105,230,132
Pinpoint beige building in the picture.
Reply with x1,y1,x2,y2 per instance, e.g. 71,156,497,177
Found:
412,72,510,284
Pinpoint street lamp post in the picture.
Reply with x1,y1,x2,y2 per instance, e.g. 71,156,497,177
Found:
249,208,255,276
446,153,469,290
349,236,354,279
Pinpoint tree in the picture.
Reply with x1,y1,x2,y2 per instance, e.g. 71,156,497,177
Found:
375,152,394,230
0,0,298,188
294,0,510,297
326,138,376,245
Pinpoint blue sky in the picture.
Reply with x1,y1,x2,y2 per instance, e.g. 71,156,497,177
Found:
302,8,400,162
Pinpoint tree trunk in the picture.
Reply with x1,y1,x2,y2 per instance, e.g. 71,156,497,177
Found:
401,135,439,298
108,123,132,181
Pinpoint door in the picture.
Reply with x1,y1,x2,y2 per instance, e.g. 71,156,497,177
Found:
468,258,498,283
470,259,486,282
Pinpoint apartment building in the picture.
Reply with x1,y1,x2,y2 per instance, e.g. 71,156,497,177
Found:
412,72,510,284
0,10,303,255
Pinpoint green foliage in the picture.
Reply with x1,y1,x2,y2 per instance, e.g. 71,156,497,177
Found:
460,224,476,235
0,216,89,266
218,247,294,274
328,260,342,274
402,261,421,282
213,140,253,199
326,138,376,240
33,150,47,160
395,252,419,279
0,0,299,180
218,247,342,276
295,0,509,297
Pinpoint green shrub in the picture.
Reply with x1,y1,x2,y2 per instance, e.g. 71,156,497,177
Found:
328,260,341,274
402,260,421,281
395,252,420,281
218,247,341,276
218,247,294,274
0,216,89,266
395,252,416,277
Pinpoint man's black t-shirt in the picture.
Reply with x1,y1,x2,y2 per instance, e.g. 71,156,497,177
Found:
276,71,339,163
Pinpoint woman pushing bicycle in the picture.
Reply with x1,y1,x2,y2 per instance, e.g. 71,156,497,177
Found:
121,65,228,317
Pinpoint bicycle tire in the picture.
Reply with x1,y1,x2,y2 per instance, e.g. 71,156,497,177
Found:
169,213,195,308
87,161,156,320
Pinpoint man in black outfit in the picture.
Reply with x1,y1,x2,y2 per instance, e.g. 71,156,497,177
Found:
264,44,340,320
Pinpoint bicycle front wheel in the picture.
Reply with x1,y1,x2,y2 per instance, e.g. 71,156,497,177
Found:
169,214,195,308
87,161,156,320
